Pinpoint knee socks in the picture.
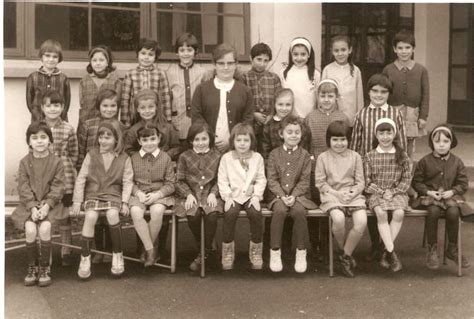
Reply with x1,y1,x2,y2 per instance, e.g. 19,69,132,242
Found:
26,241,38,265
59,223,72,257
108,223,123,253
81,236,94,257
39,240,51,267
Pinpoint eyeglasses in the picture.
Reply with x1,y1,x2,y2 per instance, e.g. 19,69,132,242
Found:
370,88,389,94
215,61,237,68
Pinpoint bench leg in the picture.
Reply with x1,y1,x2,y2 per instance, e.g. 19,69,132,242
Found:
200,213,206,278
328,217,334,277
170,214,177,273
457,217,462,277
443,222,448,265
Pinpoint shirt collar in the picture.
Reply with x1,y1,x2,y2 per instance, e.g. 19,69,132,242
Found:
318,105,336,115
283,144,298,152
394,59,415,71
213,77,235,91
369,103,389,112
179,62,194,70
137,64,156,72
193,147,210,154
38,66,61,75
273,115,283,121
48,118,63,128
433,151,450,161
376,145,396,154
139,148,160,158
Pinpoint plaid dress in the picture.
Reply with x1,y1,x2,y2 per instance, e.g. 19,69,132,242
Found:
240,69,282,137
363,148,412,210
26,67,71,122
48,119,78,195
78,72,122,125
175,148,223,217
120,65,172,127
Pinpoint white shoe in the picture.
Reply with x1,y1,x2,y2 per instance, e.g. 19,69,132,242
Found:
270,249,283,272
249,241,263,270
221,242,235,270
78,255,91,279
111,252,125,276
294,249,307,273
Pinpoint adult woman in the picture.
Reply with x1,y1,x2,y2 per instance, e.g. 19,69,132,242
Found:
191,43,254,152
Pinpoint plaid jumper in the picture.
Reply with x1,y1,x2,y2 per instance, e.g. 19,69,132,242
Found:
26,67,71,122
120,65,172,127
363,149,412,210
48,119,78,195
78,72,122,124
175,148,223,216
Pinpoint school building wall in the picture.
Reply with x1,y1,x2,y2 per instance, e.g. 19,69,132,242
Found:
2,3,449,197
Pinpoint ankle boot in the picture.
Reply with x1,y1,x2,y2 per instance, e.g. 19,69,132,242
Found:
221,242,235,270
249,241,263,270
426,243,439,269
446,243,470,268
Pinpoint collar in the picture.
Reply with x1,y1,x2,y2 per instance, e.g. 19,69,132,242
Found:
433,151,450,161
139,148,160,158
394,60,415,71
179,62,194,70
231,150,253,160
376,145,396,154
38,66,61,76
283,144,298,152
99,149,119,157
46,118,63,128
214,77,235,91
273,115,283,121
193,147,210,154
318,105,336,115
137,64,156,72
369,103,389,112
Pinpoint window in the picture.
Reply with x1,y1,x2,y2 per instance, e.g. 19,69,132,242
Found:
4,2,250,62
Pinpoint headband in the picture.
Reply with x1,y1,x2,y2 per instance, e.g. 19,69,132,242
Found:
318,79,339,90
374,118,397,134
290,37,312,54
89,47,110,62
431,126,452,139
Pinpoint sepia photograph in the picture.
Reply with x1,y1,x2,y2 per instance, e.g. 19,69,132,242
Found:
3,1,474,318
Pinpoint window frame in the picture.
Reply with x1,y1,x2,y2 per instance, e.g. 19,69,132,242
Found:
5,2,251,63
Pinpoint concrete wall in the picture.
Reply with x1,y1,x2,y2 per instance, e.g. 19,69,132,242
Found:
414,3,450,130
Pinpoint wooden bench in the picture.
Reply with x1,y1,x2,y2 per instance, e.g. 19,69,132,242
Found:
4,200,463,277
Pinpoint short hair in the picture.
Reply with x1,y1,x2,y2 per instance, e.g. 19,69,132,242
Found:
393,30,415,48
318,81,339,95
428,124,458,150
187,122,215,148
228,123,257,151
38,39,63,63
95,88,119,111
280,114,303,133
367,73,393,94
212,43,237,63
136,38,162,62
250,42,272,60
41,90,64,105
137,124,166,147
326,120,351,147
26,121,53,146
86,45,116,74
175,32,199,53
96,120,124,153
133,89,168,125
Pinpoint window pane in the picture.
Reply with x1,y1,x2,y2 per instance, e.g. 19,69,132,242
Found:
450,68,467,100
452,4,469,29
4,2,16,48
93,3,139,9
222,16,245,55
35,4,88,51
451,32,468,65
92,8,140,51
366,6,388,25
366,35,385,63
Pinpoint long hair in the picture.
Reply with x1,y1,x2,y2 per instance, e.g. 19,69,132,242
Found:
283,37,316,81
94,89,119,119
267,88,295,120
133,89,167,126
330,35,355,77
95,119,124,154
371,122,407,165
86,45,116,74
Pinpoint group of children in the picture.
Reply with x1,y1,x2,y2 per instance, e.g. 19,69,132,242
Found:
13,30,470,288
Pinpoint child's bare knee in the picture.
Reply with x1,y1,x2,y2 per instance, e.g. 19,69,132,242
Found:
38,221,51,240
106,209,120,225
392,209,404,222
24,221,37,242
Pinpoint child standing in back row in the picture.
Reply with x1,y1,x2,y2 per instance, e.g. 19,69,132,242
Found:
383,30,429,158
241,42,282,153
121,38,172,127
279,37,320,119
322,35,364,125
26,40,71,122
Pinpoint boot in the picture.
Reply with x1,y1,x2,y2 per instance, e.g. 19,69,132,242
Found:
270,249,283,272
249,241,263,270
338,253,355,277
221,242,235,270
294,249,307,273
78,255,91,279
111,252,125,276
24,263,38,286
426,243,440,269
389,250,403,272
38,265,52,287
379,250,390,269
446,243,470,268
